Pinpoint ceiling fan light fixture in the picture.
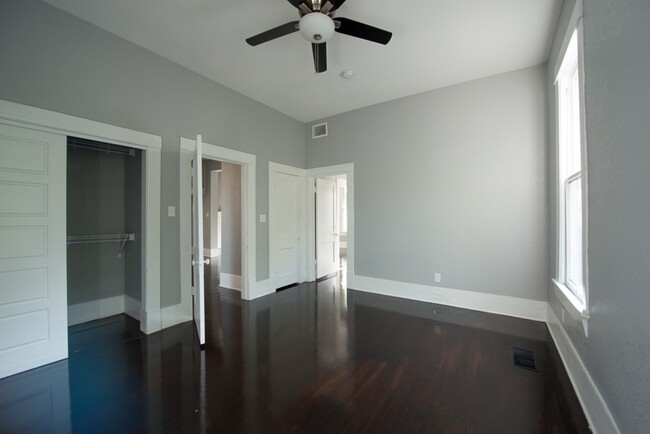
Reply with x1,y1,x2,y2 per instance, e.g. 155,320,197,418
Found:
299,13,335,44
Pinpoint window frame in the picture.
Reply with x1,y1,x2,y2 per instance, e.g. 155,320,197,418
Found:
553,21,590,324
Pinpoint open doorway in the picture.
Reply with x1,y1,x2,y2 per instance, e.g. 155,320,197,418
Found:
180,136,256,348
304,163,354,288
315,174,348,287
200,158,243,292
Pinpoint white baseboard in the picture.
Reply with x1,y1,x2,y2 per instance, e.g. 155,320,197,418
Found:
140,303,192,334
68,295,125,326
124,295,141,321
140,309,161,335
546,305,620,434
220,273,242,291
244,279,274,300
161,303,191,329
351,275,547,322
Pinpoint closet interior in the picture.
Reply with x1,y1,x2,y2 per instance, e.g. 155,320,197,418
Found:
66,137,143,326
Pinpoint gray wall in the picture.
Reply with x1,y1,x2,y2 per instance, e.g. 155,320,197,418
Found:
221,162,242,276
307,66,548,301
67,147,126,305
0,0,305,307
548,0,650,432
124,149,143,301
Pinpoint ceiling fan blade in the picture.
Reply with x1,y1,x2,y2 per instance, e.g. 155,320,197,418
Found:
311,43,327,73
246,21,299,46
334,17,392,45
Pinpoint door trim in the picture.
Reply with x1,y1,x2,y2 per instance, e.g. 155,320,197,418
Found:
268,162,307,291
0,99,163,335
180,137,256,302
305,163,354,286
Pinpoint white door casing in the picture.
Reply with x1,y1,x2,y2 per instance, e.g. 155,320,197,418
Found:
0,124,68,379
179,137,256,304
316,177,339,278
0,99,162,338
273,172,300,288
192,135,206,347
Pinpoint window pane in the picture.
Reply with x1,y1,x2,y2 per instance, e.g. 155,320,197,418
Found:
567,176,583,295
569,67,582,174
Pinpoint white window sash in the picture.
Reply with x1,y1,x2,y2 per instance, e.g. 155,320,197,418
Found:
564,172,584,302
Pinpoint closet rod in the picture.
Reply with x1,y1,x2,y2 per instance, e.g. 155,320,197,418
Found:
67,138,135,157
66,233,135,244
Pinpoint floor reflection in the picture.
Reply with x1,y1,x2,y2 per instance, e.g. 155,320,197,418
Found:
0,270,588,433
0,359,71,433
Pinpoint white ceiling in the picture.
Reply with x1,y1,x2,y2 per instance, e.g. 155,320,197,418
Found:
42,0,562,122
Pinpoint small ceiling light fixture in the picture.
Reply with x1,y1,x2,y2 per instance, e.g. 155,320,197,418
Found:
299,13,335,44
340,69,355,79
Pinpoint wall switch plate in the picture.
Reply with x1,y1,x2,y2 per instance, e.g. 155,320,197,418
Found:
168,206,176,217
434,273,441,283
259,214,267,223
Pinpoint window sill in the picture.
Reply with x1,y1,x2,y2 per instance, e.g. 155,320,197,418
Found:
552,279,590,337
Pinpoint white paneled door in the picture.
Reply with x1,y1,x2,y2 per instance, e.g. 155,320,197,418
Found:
0,124,67,379
274,172,300,288
316,177,339,278
191,135,206,348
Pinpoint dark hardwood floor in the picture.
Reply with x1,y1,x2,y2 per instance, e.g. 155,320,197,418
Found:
0,269,589,433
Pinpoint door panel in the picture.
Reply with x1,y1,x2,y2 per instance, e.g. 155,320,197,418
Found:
0,124,67,379
316,177,338,278
191,136,205,347
274,173,300,288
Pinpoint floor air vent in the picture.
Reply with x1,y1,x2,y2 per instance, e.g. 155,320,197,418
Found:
513,348,536,371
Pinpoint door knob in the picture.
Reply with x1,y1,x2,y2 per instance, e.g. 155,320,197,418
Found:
192,258,211,266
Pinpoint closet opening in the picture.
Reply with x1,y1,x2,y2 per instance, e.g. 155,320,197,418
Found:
66,137,145,329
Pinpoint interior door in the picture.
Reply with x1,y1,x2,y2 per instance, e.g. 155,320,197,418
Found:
316,177,339,278
0,123,67,379
274,172,300,288
191,135,206,348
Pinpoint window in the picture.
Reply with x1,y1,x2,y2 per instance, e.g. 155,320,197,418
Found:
555,29,587,311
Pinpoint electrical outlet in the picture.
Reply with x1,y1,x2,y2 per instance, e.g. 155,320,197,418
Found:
434,273,441,283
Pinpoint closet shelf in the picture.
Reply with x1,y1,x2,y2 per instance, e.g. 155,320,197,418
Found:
67,233,135,256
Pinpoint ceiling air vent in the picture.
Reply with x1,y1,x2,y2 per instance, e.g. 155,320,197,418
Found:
312,122,328,139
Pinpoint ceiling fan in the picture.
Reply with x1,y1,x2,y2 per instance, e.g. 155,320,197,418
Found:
246,0,392,74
